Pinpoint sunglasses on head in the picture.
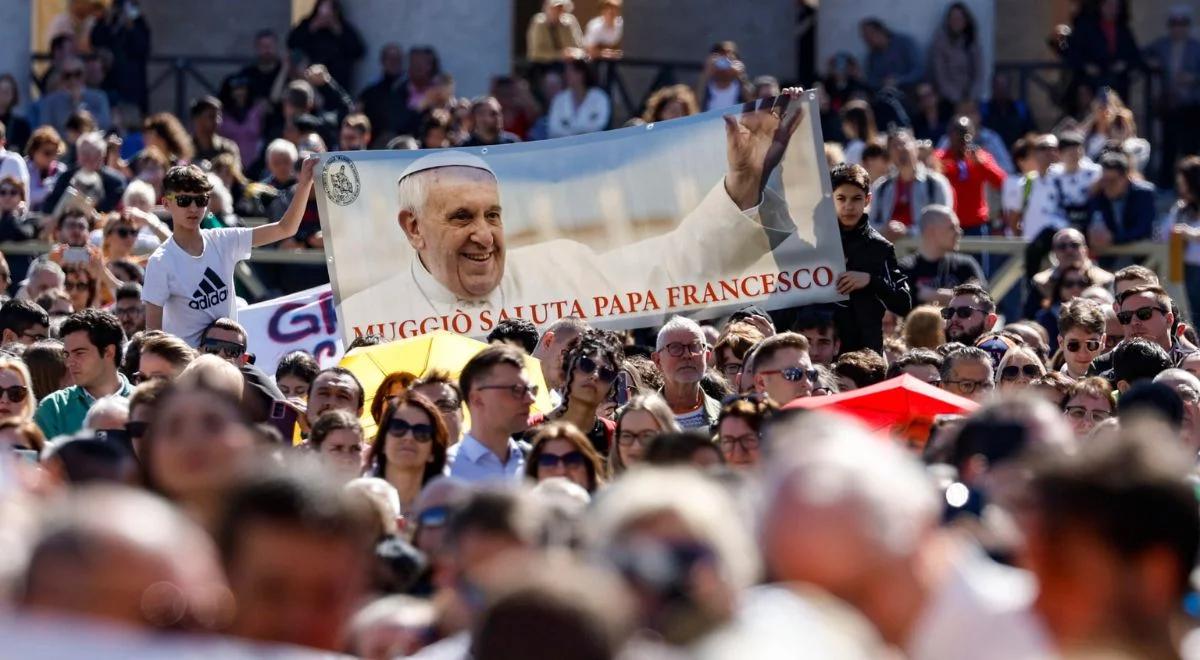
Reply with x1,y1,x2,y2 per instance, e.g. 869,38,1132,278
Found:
941,305,982,320
576,355,617,381
1116,306,1165,325
200,338,245,359
387,418,434,442
537,450,586,468
0,385,28,403
1000,364,1042,381
1065,338,1102,353
168,193,210,208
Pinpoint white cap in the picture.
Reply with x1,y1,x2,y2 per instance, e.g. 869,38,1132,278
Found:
396,150,495,185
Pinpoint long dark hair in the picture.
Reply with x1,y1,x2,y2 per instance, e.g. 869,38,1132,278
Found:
367,391,448,486
944,2,977,48
557,329,622,415
1178,156,1200,213
305,0,347,24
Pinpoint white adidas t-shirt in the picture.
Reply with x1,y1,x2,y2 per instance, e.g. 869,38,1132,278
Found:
143,227,253,347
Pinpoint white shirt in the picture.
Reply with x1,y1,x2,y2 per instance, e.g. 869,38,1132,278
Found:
705,80,742,111
1169,203,1200,265
0,148,30,193
1046,159,1101,209
1018,172,1068,240
547,88,611,138
142,227,253,347
583,16,622,49
444,432,526,483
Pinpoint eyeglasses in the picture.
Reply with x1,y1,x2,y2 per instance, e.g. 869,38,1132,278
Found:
940,305,984,320
1065,338,1102,353
719,362,743,378
1000,364,1043,381
111,227,137,239
537,450,586,468
1065,406,1111,423
125,420,150,439
0,188,18,197
944,379,992,394
417,505,450,529
719,434,759,454
663,341,705,357
200,338,245,359
576,355,617,382
477,383,539,399
1116,306,1166,325
387,418,434,442
617,430,658,447
0,385,28,403
167,193,210,208
757,366,819,383
21,331,48,342
65,281,91,292
1053,241,1084,251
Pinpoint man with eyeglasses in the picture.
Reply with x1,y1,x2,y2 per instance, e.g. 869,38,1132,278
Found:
39,56,112,135
144,159,316,348
941,282,998,346
1090,285,1195,377
445,345,536,482
0,298,49,347
652,316,721,430
939,346,994,403
111,283,145,338
749,332,815,406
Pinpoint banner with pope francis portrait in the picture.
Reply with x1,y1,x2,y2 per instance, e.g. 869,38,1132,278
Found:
314,90,845,343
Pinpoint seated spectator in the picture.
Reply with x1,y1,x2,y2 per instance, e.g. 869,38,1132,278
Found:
833,348,887,390
274,350,319,400
524,421,605,493
24,127,68,210
547,57,611,138
0,74,30,157
308,409,366,482
610,393,677,476
39,56,112,134
583,0,623,59
1086,151,1156,247
697,41,752,111
461,97,520,147
337,113,372,151
0,177,38,277
43,131,127,215
859,17,922,89
940,345,994,402
899,205,984,305
1057,298,1107,379
190,96,240,165
34,309,131,440
287,0,367,91
887,347,944,384
527,0,584,64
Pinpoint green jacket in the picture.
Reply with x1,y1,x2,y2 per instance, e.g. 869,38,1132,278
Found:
34,375,134,440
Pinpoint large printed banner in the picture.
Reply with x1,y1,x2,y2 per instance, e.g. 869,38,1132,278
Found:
314,91,845,343
239,284,343,375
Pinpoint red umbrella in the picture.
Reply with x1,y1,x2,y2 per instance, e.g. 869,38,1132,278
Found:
783,374,978,444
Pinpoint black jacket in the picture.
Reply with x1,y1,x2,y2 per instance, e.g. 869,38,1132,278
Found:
41,166,127,214
833,215,913,353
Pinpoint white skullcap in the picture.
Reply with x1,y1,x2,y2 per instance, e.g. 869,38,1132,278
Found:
396,150,495,185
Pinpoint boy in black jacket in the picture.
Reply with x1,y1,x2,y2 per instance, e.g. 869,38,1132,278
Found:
830,163,913,353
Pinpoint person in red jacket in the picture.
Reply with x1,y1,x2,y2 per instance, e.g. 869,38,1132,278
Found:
936,115,1007,272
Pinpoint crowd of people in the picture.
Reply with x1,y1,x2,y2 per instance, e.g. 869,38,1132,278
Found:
1,0,1200,658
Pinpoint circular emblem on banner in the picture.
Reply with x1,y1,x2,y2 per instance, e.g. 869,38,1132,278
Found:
322,155,360,206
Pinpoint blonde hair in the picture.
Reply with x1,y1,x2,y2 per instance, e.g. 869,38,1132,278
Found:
0,357,37,420
903,305,946,350
610,393,679,476
176,354,242,399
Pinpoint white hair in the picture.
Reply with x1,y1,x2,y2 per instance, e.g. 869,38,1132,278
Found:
121,179,156,211
1155,368,1200,393
205,173,233,215
75,131,106,156
345,477,402,520
82,396,131,432
655,316,705,351
588,468,759,589
265,138,298,163
763,412,940,558
28,260,65,282
397,165,495,216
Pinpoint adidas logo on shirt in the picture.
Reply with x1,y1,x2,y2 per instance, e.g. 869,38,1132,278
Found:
189,267,230,310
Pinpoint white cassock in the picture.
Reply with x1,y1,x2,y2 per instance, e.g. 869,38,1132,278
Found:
341,180,796,336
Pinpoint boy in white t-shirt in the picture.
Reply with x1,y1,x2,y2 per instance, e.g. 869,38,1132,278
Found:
143,157,316,347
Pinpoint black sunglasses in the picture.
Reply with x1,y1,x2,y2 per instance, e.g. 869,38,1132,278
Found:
0,188,19,197
758,366,819,383
940,305,983,320
126,420,150,439
169,193,210,208
576,355,617,382
1000,364,1042,381
387,418,434,442
537,451,586,468
112,227,137,238
1065,339,1102,353
201,338,245,359
1116,306,1166,325
0,385,27,403
1054,241,1083,250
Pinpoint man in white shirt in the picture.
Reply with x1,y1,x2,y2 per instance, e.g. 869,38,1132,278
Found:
0,123,29,193
444,344,536,482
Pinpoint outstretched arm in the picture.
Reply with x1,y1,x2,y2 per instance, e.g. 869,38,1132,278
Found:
253,156,317,247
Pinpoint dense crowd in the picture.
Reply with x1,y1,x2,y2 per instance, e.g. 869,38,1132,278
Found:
2,0,1200,658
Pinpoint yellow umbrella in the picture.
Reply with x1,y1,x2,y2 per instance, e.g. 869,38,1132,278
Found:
339,331,553,438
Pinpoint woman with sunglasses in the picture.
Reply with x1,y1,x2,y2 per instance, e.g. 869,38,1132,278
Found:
524,421,606,493
98,213,145,267
308,409,366,482
531,329,622,455
996,346,1046,393
366,391,449,516
0,357,37,422
1034,265,1092,354
1062,376,1115,438
716,394,777,468
610,393,679,476
0,176,36,245
61,262,100,311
